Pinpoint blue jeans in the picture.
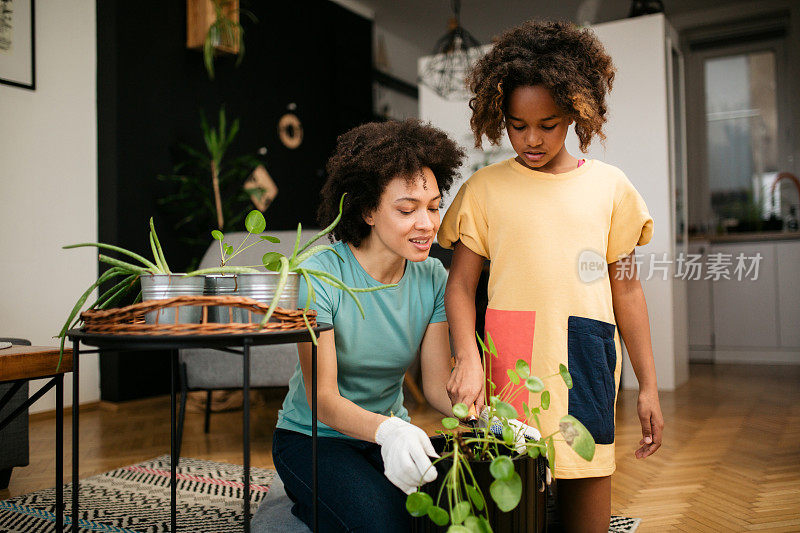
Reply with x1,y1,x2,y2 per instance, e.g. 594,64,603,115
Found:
272,428,411,532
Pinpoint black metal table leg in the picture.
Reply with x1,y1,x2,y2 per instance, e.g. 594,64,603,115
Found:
56,373,63,532
71,339,79,533
171,350,178,532
243,338,251,533
312,341,318,533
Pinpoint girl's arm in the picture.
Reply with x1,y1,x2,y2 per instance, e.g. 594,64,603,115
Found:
419,321,456,416
297,330,387,442
445,241,487,414
608,255,664,458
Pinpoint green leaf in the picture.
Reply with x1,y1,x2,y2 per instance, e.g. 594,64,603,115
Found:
447,526,470,533
262,252,284,271
559,363,573,389
515,359,530,379
532,406,540,415
502,425,515,445
260,235,280,243
452,403,469,419
494,401,517,420
528,446,541,458
546,437,556,472
442,417,459,429
450,501,471,525
464,515,491,533
541,391,551,410
465,485,485,511
489,455,514,481
427,505,449,526
245,210,266,234
490,473,522,512
523,402,530,418
405,491,433,517
525,376,544,393
485,332,498,358
559,414,596,461
211,230,224,241
224,244,234,256
507,369,520,385
475,333,489,356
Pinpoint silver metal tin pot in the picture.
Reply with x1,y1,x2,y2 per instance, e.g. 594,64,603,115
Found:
140,274,205,324
233,272,299,323
203,274,237,323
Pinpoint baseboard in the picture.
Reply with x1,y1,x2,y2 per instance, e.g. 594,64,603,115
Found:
713,348,800,364
28,400,100,421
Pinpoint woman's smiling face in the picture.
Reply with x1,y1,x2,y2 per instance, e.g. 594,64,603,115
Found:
363,167,441,262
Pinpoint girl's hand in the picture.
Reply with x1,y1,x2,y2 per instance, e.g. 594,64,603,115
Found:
635,388,664,458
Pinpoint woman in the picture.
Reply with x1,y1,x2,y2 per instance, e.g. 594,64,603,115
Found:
272,119,465,532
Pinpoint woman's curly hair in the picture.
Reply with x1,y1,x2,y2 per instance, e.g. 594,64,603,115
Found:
319,119,465,246
467,20,615,152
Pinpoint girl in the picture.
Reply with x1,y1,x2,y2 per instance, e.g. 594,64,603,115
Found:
272,119,465,532
439,20,664,532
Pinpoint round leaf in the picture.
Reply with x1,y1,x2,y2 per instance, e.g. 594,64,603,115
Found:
447,526,470,533
489,455,514,480
559,363,573,389
507,369,520,385
559,414,596,461
494,401,518,420
525,376,544,393
450,501,471,525
489,473,522,512
427,505,449,526
452,402,469,419
515,359,530,379
405,491,433,517
224,244,234,256
465,484,484,511
262,252,284,272
260,235,280,243
442,417,459,429
528,445,541,459
464,516,490,533
245,210,266,234
502,425,515,446
541,390,551,410
211,230,224,241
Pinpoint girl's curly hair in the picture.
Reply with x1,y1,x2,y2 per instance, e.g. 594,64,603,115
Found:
319,119,465,246
467,20,615,152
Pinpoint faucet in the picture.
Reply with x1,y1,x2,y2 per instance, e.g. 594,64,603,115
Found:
770,172,800,210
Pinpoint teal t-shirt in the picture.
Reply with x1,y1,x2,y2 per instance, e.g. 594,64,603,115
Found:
275,240,448,439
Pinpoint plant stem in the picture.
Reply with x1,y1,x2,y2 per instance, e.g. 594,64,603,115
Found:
211,160,224,230
64,243,159,272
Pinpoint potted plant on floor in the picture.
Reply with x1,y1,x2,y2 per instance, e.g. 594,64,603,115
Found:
405,333,596,532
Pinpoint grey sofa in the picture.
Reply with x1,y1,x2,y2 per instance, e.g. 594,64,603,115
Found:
0,337,31,490
177,229,322,453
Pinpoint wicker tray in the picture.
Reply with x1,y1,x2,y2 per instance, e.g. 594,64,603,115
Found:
79,295,317,335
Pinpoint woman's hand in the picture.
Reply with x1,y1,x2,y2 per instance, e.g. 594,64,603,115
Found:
375,417,439,494
635,388,664,458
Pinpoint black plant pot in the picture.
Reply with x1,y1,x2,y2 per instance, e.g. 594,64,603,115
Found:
411,433,547,533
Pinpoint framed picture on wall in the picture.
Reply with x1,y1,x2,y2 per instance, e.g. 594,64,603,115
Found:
0,0,35,90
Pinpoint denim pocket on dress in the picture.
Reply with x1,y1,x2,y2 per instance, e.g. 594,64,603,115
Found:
567,316,617,445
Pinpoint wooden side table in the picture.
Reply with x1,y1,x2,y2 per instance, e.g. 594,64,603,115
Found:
0,345,73,531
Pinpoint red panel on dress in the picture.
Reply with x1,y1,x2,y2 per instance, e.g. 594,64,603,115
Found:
484,308,536,420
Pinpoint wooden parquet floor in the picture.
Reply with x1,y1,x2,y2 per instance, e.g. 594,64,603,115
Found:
3,363,799,532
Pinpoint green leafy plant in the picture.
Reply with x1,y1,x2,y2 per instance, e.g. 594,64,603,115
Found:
406,332,596,530
57,219,175,368
189,194,394,343
203,0,257,80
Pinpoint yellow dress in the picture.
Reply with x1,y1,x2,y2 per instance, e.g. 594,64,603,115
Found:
438,158,653,478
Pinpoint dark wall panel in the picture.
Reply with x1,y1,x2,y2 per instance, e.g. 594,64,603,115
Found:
97,0,372,401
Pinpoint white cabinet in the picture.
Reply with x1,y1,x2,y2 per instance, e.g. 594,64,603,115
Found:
777,242,800,347
687,241,713,350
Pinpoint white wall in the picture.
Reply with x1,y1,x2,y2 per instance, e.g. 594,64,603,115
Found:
0,2,99,413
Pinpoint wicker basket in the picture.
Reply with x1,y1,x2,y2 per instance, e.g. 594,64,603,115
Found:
79,295,317,335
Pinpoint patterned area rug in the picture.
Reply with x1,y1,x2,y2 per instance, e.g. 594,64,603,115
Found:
0,456,273,532
0,456,640,532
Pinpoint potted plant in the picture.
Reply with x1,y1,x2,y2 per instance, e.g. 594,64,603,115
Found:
186,0,256,80
405,333,596,532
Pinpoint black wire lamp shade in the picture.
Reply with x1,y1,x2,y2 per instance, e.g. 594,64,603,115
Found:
418,0,483,100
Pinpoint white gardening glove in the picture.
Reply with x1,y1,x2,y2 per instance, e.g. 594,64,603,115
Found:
478,407,551,484
374,417,439,495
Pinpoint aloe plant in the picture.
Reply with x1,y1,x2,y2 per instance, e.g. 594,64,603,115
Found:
405,332,596,530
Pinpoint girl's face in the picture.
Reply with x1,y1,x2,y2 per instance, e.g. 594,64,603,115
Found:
363,168,441,262
505,85,574,173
